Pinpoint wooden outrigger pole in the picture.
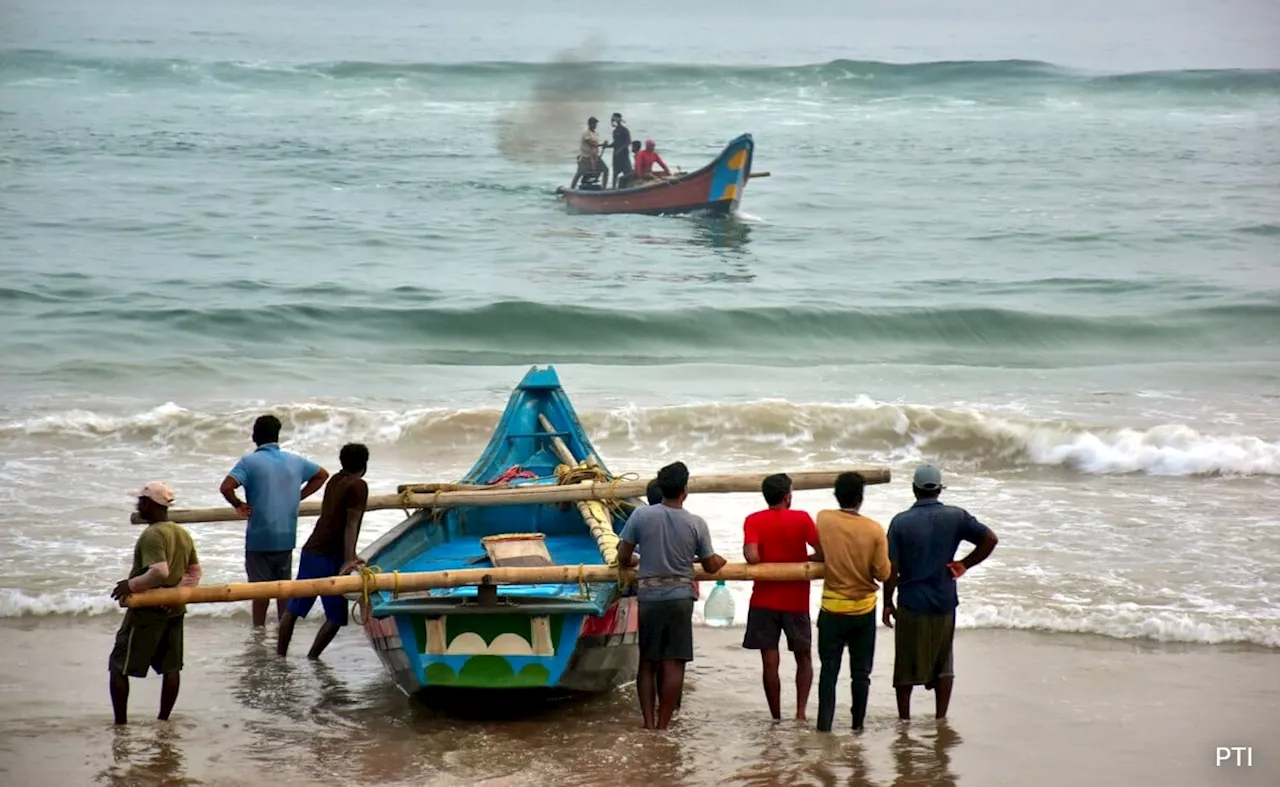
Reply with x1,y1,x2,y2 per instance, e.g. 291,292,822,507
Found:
130,468,891,525
124,561,825,608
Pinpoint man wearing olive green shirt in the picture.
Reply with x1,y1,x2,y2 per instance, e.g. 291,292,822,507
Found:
108,481,201,725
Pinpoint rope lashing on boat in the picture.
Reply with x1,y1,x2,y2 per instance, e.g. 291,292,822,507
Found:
487,464,538,486
577,563,588,598
352,564,401,621
352,564,381,625
554,463,641,570
430,489,446,522
396,487,447,522
397,487,415,517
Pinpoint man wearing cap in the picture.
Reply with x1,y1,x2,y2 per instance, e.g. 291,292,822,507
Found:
883,465,998,720
108,482,201,725
570,116,608,189
219,414,328,627
609,112,633,189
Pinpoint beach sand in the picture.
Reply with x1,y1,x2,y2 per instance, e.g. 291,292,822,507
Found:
0,616,1274,787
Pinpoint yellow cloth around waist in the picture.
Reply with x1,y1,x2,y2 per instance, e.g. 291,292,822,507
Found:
820,588,878,615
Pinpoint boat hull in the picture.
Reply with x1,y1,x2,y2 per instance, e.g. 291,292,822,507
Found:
358,366,643,699
362,596,639,697
557,134,754,216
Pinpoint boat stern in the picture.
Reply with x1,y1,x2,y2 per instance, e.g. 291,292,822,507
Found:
706,133,754,212
362,595,638,696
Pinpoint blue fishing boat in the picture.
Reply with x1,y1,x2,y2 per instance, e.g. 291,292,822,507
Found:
356,367,640,697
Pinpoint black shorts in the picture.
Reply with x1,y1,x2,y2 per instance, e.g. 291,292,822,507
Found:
638,598,695,662
612,150,632,175
245,549,292,583
742,607,812,652
109,610,184,678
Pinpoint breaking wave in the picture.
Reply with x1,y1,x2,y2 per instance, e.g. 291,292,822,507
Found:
3,398,1277,477
5,49,1278,98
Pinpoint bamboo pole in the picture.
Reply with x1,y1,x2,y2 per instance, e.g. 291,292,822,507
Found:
124,561,824,608
131,467,891,524
395,482,490,494
536,414,624,566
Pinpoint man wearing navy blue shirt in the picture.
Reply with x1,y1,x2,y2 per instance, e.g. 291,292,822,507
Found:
883,464,998,720
220,415,328,627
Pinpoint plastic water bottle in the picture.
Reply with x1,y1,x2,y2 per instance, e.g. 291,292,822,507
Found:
703,580,735,627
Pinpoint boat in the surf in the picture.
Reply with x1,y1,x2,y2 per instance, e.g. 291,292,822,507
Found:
355,366,641,697
555,133,759,216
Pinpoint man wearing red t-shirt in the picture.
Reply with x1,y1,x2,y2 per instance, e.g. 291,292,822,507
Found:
742,473,823,721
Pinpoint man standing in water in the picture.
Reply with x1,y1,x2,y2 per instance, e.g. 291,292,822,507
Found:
617,461,727,730
883,465,998,720
814,472,890,732
609,112,633,189
277,443,370,659
220,414,328,627
108,482,201,725
742,473,821,722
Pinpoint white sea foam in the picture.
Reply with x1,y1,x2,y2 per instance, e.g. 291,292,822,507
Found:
4,398,1278,476
3,396,1278,652
4,586,1274,648
957,603,1280,648
0,589,249,619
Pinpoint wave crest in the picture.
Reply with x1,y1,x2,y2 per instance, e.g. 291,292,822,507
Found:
3,399,1276,477
5,49,1277,96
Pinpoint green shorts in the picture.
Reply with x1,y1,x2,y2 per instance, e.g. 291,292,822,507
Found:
892,607,955,687
109,609,184,678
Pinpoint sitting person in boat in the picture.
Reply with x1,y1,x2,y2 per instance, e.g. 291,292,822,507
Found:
634,138,672,183
571,116,609,190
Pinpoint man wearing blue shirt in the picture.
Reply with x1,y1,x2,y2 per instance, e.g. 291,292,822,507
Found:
219,415,328,627
883,464,998,721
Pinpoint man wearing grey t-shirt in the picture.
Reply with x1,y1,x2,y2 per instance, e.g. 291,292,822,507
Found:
618,461,727,730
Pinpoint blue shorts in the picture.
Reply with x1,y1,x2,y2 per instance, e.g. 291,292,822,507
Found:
285,550,348,626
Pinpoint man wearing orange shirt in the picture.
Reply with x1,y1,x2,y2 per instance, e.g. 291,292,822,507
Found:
814,472,890,732
742,473,822,721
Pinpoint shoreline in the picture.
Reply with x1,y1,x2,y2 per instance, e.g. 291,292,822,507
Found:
1,617,1275,787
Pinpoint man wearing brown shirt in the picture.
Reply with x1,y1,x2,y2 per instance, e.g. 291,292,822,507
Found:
814,472,890,732
277,443,370,659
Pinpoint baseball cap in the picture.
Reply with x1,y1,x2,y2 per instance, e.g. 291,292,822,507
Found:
139,481,176,506
912,464,945,491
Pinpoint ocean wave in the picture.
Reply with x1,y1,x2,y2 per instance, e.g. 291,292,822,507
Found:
3,399,1277,477
4,588,1274,647
958,603,1280,649
0,588,249,619
19,300,1278,368
4,49,1277,97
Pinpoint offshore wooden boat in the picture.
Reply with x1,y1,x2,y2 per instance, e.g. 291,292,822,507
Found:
556,133,756,216
356,366,641,696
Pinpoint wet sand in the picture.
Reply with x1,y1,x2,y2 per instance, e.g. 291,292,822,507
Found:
0,616,1275,787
